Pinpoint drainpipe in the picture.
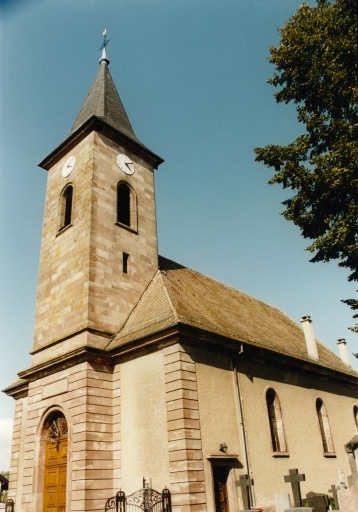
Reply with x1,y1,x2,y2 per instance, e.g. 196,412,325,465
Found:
232,349,255,507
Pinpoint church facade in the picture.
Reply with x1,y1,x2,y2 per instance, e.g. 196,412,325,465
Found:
4,47,358,512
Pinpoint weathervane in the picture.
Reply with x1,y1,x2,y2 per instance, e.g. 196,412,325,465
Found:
100,28,110,51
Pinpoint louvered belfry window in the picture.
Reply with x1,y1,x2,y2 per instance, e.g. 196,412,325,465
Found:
266,388,287,453
59,184,73,231
63,185,73,227
316,398,335,454
117,182,132,227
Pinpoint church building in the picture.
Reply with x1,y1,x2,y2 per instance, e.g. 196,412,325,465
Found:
4,44,358,512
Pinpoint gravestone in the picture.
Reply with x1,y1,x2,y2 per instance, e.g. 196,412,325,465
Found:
337,486,358,512
284,468,305,507
275,493,291,512
344,435,358,488
284,508,312,512
235,474,254,510
337,468,347,490
328,484,338,509
302,491,329,512
336,436,358,512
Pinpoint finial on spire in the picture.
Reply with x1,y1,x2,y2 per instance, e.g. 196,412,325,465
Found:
99,28,110,65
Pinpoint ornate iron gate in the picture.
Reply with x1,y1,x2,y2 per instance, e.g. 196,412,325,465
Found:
104,483,171,512
5,499,14,512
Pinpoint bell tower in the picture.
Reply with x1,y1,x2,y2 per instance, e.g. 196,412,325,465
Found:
32,45,163,365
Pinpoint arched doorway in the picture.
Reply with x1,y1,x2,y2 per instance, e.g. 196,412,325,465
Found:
43,411,68,512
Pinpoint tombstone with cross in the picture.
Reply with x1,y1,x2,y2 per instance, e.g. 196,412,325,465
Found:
284,468,305,507
235,473,254,510
328,484,338,508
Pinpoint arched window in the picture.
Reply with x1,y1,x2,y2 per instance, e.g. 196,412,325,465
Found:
59,184,73,230
266,388,287,453
43,411,68,510
316,398,335,454
117,182,137,231
353,404,358,430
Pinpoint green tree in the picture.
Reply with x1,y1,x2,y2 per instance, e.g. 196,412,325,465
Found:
0,471,9,503
254,0,358,330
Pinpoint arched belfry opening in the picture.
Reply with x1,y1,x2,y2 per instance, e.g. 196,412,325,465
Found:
42,411,68,512
117,181,137,231
59,184,73,231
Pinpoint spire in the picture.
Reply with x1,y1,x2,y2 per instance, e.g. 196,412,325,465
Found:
69,30,140,144
39,31,164,171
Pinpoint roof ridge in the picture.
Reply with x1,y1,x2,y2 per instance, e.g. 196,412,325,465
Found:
158,270,179,322
106,268,180,349
105,267,161,348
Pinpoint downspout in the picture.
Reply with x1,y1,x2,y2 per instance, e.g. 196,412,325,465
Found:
232,348,255,507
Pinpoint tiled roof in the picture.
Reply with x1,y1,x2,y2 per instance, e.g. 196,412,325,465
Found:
70,59,142,145
108,256,357,377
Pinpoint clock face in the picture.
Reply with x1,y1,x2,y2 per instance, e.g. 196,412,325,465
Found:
117,154,135,175
62,156,76,178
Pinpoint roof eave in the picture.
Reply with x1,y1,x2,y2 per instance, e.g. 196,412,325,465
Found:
2,378,29,399
39,115,164,171
109,321,358,386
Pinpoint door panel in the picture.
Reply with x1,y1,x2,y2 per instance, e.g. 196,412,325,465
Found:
213,465,230,512
43,439,67,512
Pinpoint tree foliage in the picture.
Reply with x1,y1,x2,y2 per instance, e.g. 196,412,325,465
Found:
0,470,9,503
254,0,358,330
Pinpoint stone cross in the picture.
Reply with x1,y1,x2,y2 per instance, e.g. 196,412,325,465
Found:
328,485,338,509
235,474,254,510
284,468,305,507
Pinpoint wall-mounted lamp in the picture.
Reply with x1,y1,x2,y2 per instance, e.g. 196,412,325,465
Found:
219,443,228,453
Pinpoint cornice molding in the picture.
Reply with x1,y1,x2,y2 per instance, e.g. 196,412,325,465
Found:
39,115,164,171
5,321,356,399
19,346,111,382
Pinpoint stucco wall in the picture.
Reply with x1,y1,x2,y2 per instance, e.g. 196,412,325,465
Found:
192,346,242,511
120,350,170,494
238,357,357,507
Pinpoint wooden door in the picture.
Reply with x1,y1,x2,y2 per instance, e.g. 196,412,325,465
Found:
43,437,67,512
213,466,230,512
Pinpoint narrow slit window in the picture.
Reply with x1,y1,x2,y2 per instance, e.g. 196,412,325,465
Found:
123,252,129,274
316,398,335,454
59,184,73,231
266,388,287,453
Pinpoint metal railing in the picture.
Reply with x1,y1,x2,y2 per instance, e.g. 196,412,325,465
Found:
105,485,171,512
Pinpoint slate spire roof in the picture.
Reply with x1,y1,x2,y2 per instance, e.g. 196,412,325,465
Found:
40,45,164,170
70,47,142,146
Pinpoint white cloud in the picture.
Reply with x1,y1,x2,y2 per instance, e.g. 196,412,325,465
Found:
0,419,13,471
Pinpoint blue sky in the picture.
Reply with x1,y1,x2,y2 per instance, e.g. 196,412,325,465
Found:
0,0,356,470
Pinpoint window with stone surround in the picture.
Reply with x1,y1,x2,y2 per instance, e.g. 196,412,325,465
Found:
316,398,335,455
117,181,137,231
266,388,288,454
353,404,358,430
59,184,73,231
